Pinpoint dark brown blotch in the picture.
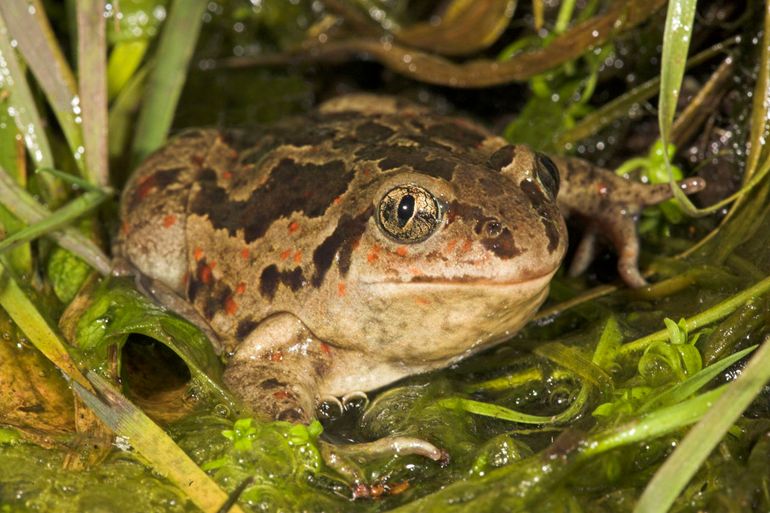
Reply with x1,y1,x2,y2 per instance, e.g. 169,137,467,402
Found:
191,158,353,243
355,121,395,141
236,319,259,339
259,264,307,300
424,122,487,148
488,145,516,172
259,378,287,389
377,145,456,181
482,228,520,259
312,207,373,287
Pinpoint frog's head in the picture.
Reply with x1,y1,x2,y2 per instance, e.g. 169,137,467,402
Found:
308,143,568,366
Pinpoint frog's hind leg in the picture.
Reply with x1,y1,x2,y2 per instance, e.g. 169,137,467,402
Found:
554,155,705,287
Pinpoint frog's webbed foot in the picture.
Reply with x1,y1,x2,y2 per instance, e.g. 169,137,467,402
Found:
555,156,705,287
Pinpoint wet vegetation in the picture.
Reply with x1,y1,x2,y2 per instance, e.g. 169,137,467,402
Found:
0,1,769,512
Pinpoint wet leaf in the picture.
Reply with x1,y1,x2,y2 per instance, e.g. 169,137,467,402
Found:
60,276,236,411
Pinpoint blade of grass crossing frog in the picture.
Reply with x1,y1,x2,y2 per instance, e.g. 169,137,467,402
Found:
131,0,208,165
0,0,84,172
619,273,770,357
0,261,90,389
0,169,111,274
0,189,109,253
76,0,109,187
658,0,699,215
73,372,247,513
634,335,770,513
637,345,756,414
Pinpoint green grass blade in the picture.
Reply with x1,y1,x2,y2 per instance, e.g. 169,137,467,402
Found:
0,0,83,170
582,386,725,459
36,167,109,193
0,190,108,253
0,169,110,274
634,335,770,513
0,14,53,170
131,0,208,165
637,345,756,413
619,273,770,357
0,260,90,389
437,397,556,424
73,372,246,513
658,0,699,216
76,0,109,187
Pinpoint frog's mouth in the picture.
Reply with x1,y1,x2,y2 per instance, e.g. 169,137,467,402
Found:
368,270,556,288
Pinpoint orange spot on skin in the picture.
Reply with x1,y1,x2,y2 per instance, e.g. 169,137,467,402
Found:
120,221,131,235
280,248,292,260
273,390,289,400
209,260,217,269
222,171,233,180
367,244,381,263
193,247,204,261
461,239,473,253
333,196,343,206
293,250,302,264
241,248,250,260
415,297,431,305
235,282,246,295
162,214,176,228
288,221,300,233
338,282,346,296
225,296,238,315
396,246,408,257
446,239,457,252
319,342,332,355
409,267,422,276
270,351,283,362
199,264,212,284
136,175,156,200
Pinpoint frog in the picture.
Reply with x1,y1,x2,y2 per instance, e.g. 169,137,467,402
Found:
117,94,704,440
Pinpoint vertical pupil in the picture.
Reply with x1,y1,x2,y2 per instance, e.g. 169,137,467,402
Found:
396,194,415,227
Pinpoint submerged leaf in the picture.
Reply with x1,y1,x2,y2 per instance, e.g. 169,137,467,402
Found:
61,276,236,410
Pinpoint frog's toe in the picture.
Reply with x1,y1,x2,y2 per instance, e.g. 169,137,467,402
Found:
567,224,598,278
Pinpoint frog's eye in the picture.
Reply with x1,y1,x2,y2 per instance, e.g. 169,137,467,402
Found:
535,153,560,199
377,185,442,243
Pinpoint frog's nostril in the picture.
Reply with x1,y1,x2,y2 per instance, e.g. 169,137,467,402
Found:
484,221,503,238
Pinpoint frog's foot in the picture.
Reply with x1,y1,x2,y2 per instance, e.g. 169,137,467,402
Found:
555,155,705,287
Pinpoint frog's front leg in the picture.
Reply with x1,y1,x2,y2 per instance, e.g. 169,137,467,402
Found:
552,156,705,287
223,313,326,422
224,313,445,475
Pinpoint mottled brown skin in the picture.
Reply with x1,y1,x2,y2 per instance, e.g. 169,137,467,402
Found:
117,94,703,422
